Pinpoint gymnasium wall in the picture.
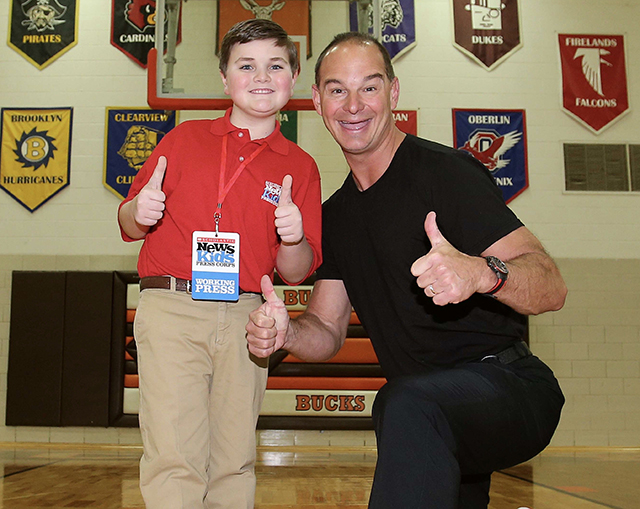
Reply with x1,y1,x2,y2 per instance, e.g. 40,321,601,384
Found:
0,0,639,446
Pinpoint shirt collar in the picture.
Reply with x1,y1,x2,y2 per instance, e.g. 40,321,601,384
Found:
210,108,289,156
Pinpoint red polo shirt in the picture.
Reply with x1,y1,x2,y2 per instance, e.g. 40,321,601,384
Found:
119,109,322,292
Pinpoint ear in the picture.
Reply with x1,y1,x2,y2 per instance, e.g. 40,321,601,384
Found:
390,77,400,110
290,68,300,92
311,84,322,116
220,70,230,96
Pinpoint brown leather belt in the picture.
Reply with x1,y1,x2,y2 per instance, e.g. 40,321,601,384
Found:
140,276,192,293
139,276,253,295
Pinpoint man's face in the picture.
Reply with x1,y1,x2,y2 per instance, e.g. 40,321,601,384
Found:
221,39,297,124
312,41,399,158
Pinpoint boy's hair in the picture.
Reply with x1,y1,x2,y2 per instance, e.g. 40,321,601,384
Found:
314,32,395,85
219,19,299,76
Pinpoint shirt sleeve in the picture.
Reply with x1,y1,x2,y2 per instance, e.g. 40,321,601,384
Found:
117,128,178,243
277,155,323,285
431,150,523,256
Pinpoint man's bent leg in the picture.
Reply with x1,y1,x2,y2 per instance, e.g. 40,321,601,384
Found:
368,357,563,509
369,380,461,509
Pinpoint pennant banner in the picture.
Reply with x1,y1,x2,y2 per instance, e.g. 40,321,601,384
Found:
393,110,417,135
8,0,78,69
452,109,528,203
111,0,181,68
451,0,522,71
217,0,311,59
1,108,72,212
349,0,416,61
103,108,178,200
558,34,629,134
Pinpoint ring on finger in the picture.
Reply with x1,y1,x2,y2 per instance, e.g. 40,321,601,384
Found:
428,284,436,295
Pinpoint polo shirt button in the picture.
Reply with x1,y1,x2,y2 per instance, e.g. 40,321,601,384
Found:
238,132,244,137
239,156,245,162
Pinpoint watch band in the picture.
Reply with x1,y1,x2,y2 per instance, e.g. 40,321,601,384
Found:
484,256,509,295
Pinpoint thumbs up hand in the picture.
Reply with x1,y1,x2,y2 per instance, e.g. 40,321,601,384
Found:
133,156,167,227
410,211,484,306
246,275,291,357
274,175,304,245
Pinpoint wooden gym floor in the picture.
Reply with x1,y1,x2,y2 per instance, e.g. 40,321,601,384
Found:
0,441,637,508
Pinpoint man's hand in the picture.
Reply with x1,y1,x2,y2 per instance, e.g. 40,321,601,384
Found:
132,156,167,227
274,175,304,245
410,211,486,306
246,275,291,357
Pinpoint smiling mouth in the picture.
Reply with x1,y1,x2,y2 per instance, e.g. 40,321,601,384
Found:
339,119,370,131
250,88,274,94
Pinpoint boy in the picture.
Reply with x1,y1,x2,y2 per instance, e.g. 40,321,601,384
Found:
118,19,322,509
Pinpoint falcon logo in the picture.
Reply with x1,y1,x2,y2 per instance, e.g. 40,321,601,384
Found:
460,130,521,172
574,48,612,97
13,127,57,171
125,0,156,32
20,0,67,32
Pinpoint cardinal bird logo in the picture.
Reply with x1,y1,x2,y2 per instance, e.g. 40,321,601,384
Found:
125,0,156,32
460,130,521,172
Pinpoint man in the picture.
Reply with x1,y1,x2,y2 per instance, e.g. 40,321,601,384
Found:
246,32,566,509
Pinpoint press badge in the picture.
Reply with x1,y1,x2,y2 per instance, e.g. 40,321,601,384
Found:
191,231,240,301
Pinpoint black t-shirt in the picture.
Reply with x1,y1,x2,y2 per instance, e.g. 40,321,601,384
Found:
317,135,527,378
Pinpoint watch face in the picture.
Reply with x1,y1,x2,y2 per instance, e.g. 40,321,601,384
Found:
487,256,509,274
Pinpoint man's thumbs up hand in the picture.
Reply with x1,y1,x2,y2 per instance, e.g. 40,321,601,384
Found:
246,275,291,358
411,211,484,306
133,156,167,227
274,175,304,245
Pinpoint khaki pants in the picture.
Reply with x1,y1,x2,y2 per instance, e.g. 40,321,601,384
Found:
134,289,267,508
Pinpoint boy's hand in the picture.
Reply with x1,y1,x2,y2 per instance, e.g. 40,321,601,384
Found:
133,156,167,226
274,175,304,245
246,275,290,358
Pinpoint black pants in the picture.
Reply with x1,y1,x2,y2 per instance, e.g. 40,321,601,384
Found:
368,355,564,509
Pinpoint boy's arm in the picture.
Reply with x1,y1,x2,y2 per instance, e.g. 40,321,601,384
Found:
118,157,167,240
274,174,316,284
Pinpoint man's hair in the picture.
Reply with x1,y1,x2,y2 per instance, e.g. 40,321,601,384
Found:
219,19,299,76
314,32,395,85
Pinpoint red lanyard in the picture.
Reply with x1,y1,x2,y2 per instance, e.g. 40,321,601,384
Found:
214,133,267,234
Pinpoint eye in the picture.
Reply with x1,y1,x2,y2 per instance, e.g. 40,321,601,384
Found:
329,87,344,95
270,64,284,70
364,86,377,92
239,64,253,71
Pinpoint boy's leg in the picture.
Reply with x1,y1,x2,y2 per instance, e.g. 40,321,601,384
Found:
368,356,564,509
206,294,268,509
136,290,216,509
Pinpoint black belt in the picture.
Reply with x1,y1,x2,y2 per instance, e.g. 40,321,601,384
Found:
481,341,532,365
140,276,253,295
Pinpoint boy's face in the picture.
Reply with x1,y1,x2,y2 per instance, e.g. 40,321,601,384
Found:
221,39,297,122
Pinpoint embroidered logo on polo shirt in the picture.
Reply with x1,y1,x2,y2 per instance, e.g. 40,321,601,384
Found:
261,180,281,206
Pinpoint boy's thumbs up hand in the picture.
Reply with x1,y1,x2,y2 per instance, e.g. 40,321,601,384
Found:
274,175,304,245
133,156,167,227
410,211,485,306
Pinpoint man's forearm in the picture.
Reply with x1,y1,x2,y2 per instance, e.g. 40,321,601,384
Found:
492,251,567,315
285,310,346,362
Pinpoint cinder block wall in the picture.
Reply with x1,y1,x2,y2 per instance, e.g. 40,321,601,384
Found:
1,0,639,446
